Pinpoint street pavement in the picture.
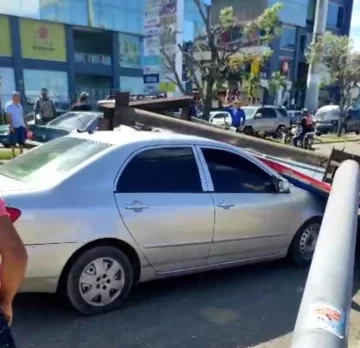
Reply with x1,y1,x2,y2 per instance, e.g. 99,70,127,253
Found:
11,260,360,348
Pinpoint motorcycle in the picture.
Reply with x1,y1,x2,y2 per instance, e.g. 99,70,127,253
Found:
282,125,315,150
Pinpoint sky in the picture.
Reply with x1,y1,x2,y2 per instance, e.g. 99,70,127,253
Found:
351,0,360,50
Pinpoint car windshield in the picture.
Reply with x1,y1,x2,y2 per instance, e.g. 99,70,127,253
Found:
315,109,339,121
47,112,100,131
0,137,111,186
242,107,257,119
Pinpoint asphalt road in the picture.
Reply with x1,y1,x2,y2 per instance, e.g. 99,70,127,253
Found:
10,260,360,348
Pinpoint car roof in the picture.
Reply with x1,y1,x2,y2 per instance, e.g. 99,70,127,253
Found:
69,129,226,148
317,105,339,112
242,105,280,108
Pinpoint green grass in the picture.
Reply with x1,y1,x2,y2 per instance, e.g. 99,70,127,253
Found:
315,134,360,144
0,148,20,160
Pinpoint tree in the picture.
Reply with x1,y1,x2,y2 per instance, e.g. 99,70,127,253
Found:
159,0,282,119
268,71,287,105
306,31,360,135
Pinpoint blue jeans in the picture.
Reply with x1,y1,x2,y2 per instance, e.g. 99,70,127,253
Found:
293,131,305,147
9,127,26,146
0,311,17,347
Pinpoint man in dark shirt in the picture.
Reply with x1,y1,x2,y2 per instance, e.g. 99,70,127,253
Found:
34,88,56,125
70,92,92,111
293,108,314,147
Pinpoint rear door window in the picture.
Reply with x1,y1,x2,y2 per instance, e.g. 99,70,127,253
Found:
117,147,203,193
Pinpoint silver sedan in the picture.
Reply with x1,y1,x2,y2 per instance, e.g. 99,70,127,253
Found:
0,131,324,315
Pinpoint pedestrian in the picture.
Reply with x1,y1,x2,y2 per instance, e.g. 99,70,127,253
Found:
0,198,28,347
34,88,56,125
70,92,93,111
224,99,246,130
5,92,28,158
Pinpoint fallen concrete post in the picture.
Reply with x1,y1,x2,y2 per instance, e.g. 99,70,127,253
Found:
113,106,328,168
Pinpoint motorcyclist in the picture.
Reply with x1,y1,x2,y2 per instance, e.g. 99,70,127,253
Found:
293,108,314,147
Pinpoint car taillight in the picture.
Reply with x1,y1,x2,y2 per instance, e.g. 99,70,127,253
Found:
5,207,22,222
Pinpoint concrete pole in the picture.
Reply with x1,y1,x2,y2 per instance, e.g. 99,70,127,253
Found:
304,0,329,111
291,159,360,348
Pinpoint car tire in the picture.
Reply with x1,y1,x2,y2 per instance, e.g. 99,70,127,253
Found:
243,126,254,136
288,218,321,267
356,130,360,135
65,246,134,315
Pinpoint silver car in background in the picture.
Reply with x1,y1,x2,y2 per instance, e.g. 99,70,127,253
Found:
0,131,323,315
240,105,291,136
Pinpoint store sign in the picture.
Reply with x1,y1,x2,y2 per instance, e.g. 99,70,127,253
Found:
144,65,160,74
160,0,176,16
119,33,142,68
144,74,160,84
0,16,12,57
144,55,161,65
20,19,66,61
144,36,160,56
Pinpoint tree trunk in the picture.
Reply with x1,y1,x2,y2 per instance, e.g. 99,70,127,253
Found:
203,97,212,120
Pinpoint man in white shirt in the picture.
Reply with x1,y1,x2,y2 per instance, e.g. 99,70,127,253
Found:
5,92,28,158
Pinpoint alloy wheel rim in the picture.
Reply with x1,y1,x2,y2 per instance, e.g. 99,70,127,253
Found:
299,224,320,260
79,257,125,307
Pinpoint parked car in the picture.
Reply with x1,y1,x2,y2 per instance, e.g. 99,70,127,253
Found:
314,105,360,135
0,131,323,315
209,111,232,127
25,109,68,125
0,109,69,147
239,105,291,136
28,111,102,144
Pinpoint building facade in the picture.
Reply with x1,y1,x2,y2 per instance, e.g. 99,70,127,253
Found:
0,0,145,107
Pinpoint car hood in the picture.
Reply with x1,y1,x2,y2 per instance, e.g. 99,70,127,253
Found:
0,125,9,134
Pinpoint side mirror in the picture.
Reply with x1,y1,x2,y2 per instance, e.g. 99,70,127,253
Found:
276,178,291,193
254,113,262,118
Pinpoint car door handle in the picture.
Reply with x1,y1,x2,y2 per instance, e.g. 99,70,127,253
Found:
125,202,149,210
216,201,235,209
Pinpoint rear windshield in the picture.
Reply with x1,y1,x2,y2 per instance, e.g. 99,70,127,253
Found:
0,137,111,185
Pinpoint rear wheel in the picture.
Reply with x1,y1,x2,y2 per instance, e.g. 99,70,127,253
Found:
288,218,321,266
65,246,134,315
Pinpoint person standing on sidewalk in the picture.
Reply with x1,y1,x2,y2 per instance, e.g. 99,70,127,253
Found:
5,92,28,158
34,88,56,125
0,198,28,347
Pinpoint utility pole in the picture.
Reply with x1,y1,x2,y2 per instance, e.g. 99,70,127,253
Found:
304,0,328,111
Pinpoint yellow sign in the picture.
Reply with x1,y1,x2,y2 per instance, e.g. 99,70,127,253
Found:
20,19,66,61
159,82,176,93
0,16,12,57
251,60,260,76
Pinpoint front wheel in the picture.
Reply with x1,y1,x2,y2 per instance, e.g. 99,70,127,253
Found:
243,126,254,136
288,219,321,266
65,246,134,315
